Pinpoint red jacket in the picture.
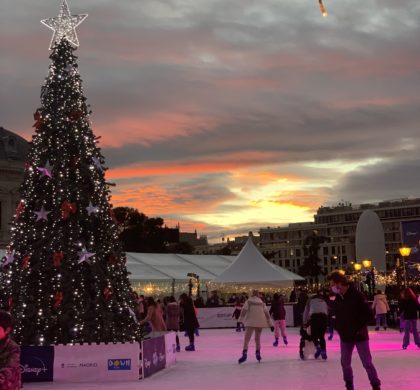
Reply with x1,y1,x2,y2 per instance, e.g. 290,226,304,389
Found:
0,337,21,390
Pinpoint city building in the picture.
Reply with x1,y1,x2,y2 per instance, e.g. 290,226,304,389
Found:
194,232,258,255
180,230,208,247
0,127,29,248
259,199,420,282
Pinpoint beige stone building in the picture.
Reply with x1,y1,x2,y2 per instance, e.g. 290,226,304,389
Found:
259,199,420,282
0,127,28,248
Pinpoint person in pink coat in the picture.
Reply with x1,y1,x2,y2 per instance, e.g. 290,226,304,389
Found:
372,290,390,330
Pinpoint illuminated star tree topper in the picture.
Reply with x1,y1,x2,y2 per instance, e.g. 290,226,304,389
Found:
41,0,88,50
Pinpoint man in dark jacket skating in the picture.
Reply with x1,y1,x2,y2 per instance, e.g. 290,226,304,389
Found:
328,271,381,390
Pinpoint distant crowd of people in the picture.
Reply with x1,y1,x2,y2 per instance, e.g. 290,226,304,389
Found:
132,292,199,352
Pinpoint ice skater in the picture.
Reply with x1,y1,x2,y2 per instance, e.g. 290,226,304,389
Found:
303,290,328,359
399,287,420,349
165,296,181,352
270,293,288,346
372,290,389,331
179,293,200,351
299,323,314,360
328,271,381,390
237,290,273,364
232,299,245,331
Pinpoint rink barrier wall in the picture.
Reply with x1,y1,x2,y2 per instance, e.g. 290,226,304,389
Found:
20,332,177,383
196,304,296,328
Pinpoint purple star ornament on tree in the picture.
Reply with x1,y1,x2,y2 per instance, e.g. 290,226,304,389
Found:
91,157,103,172
85,201,99,216
37,161,52,178
34,206,51,221
77,247,95,264
2,251,15,267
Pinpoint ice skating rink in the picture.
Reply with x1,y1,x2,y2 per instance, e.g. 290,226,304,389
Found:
26,328,420,390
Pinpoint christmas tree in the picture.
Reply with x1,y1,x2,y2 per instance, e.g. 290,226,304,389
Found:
0,1,141,345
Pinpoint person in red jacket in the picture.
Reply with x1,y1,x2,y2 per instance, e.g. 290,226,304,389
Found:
328,271,381,390
399,287,420,349
0,311,21,390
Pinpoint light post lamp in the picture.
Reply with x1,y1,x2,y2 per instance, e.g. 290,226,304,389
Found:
362,259,375,298
353,262,362,290
399,247,411,287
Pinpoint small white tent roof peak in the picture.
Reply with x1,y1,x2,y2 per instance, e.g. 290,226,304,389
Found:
211,236,303,287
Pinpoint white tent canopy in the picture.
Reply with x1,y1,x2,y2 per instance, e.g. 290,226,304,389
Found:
211,237,304,287
125,252,234,281
1,245,302,288
0,249,234,282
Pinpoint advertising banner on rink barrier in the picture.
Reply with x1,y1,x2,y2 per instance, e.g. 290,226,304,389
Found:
20,346,54,382
196,305,296,328
164,332,177,368
54,342,140,382
196,307,237,328
142,335,166,378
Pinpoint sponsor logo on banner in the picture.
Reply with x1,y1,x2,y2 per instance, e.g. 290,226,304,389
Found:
60,362,98,368
108,359,132,370
20,357,48,376
20,346,54,382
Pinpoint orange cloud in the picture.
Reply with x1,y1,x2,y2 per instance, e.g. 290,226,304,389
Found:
95,112,217,148
106,151,277,180
332,96,415,110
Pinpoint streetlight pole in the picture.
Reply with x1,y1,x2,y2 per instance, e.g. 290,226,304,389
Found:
399,247,411,288
362,259,374,298
353,262,362,291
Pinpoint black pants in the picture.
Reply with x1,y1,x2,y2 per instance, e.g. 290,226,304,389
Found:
311,313,328,351
186,326,195,344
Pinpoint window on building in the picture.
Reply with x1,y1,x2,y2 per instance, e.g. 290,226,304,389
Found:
285,259,290,267
324,257,328,265
296,259,300,267
342,256,347,264
323,247,328,255
296,249,301,257
331,246,336,254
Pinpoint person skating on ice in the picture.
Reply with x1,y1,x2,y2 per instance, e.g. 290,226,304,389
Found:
179,293,200,351
165,296,181,352
372,290,390,331
237,290,273,364
399,287,420,349
328,271,381,390
232,299,245,331
269,293,288,346
303,290,328,359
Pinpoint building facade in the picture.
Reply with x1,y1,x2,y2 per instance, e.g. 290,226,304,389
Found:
259,199,420,282
0,127,28,248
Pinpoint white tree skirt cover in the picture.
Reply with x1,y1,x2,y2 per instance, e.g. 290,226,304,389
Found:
26,328,420,390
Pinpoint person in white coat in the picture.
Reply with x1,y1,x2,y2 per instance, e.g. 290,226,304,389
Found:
238,290,272,364
372,290,390,330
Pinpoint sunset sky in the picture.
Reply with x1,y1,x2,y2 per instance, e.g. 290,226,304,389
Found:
1,0,420,241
